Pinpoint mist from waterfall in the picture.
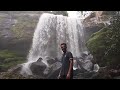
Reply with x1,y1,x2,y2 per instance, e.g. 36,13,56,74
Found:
21,13,86,76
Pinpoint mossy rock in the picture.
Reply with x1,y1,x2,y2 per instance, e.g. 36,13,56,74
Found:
86,25,120,68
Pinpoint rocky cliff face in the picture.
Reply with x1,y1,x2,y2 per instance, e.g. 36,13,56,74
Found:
0,11,113,56
84,11,120,79
82,11,116,42
0,11,68,56
0,13,38,56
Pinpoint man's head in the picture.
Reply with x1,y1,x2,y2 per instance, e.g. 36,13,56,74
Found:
60,43,67,53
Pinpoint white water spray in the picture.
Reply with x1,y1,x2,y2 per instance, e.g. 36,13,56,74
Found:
21,13,86,76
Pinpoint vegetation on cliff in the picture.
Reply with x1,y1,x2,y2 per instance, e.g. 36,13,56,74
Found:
86,12,120,69
0,50,26,72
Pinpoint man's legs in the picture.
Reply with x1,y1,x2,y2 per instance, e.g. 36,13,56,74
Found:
60,75,66,79
60,75,73,79
70,74,73,79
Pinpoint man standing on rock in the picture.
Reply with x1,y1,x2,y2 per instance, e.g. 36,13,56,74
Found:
58,43,73,79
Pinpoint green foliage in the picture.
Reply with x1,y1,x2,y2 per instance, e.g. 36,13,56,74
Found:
0,50,26,72
86,13,120,68
0,50,17,59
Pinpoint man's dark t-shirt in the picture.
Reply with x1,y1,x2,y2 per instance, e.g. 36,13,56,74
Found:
60,51,73,77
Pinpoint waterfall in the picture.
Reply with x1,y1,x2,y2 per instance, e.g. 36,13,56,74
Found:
21,13,86,76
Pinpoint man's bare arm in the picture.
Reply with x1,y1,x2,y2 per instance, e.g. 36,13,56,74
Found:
67,58,73,78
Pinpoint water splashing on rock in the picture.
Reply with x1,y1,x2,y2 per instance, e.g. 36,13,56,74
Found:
21,13,87,78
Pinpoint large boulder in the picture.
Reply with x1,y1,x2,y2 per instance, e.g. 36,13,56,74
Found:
29,57,62,79
86,21,120,68
44,57,59,65
30,60,47,77
45,62,62,79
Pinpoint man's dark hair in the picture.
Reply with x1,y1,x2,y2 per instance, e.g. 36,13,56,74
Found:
61,43,67,47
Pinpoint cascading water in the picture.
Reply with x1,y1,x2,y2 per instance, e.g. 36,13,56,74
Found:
21,13,86,76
